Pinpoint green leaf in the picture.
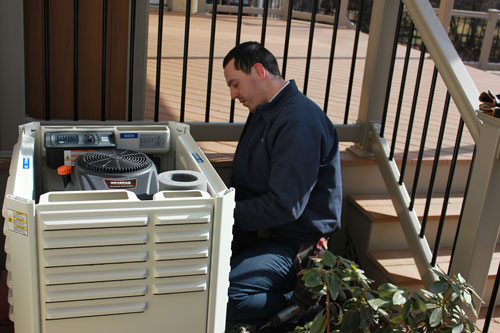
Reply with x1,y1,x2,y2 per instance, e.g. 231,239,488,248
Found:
311,284,326,295
377,308,390,321
364,291,375,301
392,290,407,305
311,257,323,266
431,267,449,280
391,313,404,324
326,274,340,300
379,283,400,293
417,300,427,312
304,270,323,288
340,311,361,333
452,323,464,333
407,313,417,328
422,289,436,298
379,283,405,300
426,302,438,310
431,280,448,294
310,309,327,333
367,298,389,310
302,269,317,281
463,290,472,304
321,250,336,267
430,307,443,327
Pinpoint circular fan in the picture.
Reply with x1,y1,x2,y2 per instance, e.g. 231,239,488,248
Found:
77,149,152,174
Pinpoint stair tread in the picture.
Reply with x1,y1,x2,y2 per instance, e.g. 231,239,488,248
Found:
348,194,464,223
199,143,374,168
369,245,500,287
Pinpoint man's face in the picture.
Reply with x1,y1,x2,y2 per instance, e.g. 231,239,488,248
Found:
224,59,265,113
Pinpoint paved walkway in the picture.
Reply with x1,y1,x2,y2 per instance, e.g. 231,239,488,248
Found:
143,12,500,163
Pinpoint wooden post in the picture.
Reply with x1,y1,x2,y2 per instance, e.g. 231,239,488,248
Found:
280,0,289,20
479,9,500,70
438,0,454,32
350,0,400,156
338,0,354,29
449,112,500,319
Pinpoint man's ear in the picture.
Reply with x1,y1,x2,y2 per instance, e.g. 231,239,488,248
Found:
253,63,266,80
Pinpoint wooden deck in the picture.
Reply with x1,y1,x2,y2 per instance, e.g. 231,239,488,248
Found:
143,11,500,163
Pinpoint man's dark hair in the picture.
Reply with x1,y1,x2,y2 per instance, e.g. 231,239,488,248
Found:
223,41,281,76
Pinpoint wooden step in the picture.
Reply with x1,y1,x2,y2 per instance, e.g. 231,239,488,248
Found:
198,142,373,168
348,193,464,223
346,193,465,253
368,245,500,305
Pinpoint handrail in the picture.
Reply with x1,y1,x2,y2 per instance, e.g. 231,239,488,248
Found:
370,122,437,287
402,0,481,143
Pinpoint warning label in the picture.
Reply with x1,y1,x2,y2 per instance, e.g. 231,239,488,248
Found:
64,150,95,166
7,209,28,236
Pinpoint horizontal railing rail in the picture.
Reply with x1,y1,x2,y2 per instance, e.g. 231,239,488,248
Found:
199,0,355,27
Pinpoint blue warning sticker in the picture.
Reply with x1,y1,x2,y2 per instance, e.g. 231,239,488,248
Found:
191,152,204,163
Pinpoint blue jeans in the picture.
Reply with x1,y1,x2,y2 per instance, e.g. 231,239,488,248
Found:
226,235,302,324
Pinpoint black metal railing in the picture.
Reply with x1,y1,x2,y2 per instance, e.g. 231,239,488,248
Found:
383,0,469,270
379,4,500,330
449,15,486,63
39,0,365,123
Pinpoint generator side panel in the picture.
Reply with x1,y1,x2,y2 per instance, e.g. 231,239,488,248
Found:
36,191,220,333
207,188,235,333
2,125,42,333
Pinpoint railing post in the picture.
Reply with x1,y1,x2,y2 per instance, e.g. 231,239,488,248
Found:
170,0,198,13
197,0,206,14
449,112,500,318
338,0,354,29
437,0,454,32
280,0,289,20
128,0,149,120
350,0,400,156
479,9,500,70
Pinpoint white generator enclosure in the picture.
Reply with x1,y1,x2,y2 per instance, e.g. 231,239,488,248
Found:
2,122,235,333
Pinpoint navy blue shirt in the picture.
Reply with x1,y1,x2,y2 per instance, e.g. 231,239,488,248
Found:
231,80,342,242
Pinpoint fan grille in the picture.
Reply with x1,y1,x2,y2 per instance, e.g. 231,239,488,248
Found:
77,149,152,174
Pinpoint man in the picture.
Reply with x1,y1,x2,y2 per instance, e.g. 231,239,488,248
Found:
223,41,342,327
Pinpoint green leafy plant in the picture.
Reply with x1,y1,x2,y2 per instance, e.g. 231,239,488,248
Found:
293,251,481,333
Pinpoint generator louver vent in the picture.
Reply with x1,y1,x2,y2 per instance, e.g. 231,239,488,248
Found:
77,149,152,174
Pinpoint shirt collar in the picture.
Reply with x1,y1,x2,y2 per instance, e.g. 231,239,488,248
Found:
255,80,296,119
268,80,290,103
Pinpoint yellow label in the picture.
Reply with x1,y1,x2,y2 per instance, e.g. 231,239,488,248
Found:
7,209,28,236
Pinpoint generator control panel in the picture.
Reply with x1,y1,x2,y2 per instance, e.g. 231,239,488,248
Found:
44,131,116,168
45,131,116,149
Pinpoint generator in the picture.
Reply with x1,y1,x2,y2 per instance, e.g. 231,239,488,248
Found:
2,122,235,333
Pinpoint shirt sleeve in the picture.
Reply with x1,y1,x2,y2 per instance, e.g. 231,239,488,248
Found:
233,117,323,231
